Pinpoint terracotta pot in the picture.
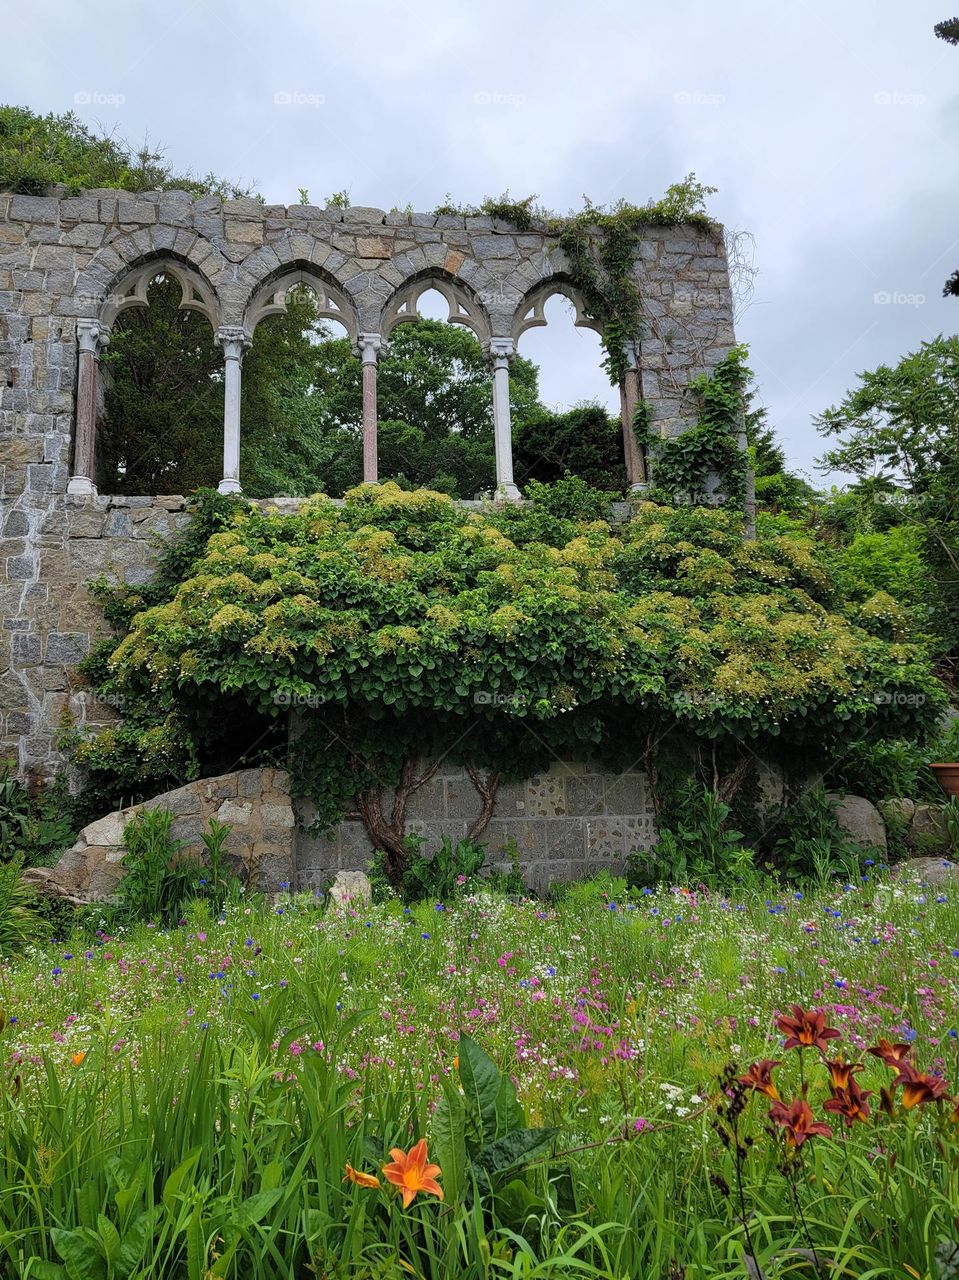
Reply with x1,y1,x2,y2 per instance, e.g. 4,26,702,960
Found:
930,763,959,799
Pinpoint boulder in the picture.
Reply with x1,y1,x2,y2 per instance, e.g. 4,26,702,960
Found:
327,870,373,909
23,769,296,903
826,794,886,853
909,803,950,849
902,856,959,885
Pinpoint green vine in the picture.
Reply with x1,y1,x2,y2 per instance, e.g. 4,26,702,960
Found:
430,177,720,384
635,345,749,508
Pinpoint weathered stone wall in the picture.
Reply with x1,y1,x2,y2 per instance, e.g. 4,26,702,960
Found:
297,760,656,891
0,190,736,773
25,767,295,900
29,762,656,897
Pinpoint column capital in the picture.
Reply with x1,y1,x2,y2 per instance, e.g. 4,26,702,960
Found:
215,325,252,361
486,337,515,368
355,332,386,363
76,317,109,355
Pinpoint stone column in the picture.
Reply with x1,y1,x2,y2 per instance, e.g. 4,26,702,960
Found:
488,338,521,501
620,339,647,489
356,333,385,484
67,319,109,497
216,326,251,495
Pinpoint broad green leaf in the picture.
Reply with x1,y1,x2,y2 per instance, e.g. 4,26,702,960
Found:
162,1149,201,1211
50,1229,105,1280
457,1033,502,1147
493,1071,525,1139
432,1082,468,1203
229,1187,283,1229
95,1216,121,1269
474,1127,559,1177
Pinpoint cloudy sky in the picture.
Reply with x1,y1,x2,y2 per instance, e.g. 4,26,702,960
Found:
6,0,958,481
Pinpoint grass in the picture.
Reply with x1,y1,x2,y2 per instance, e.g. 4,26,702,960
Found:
1,870,958,1277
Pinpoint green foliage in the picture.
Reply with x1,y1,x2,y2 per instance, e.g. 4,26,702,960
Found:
513,402,626,491
0,104,252,197
837,737,944,806
0,857,46,957
77,480,944,887
637,345,749,508
816,336,959,662
115,808,196,926
324,189,351,208
0,762,76,868
769,786,866,885
627,784,755,889
395,835,487,903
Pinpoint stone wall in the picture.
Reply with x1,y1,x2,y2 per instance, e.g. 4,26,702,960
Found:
29,762,657,897
0,190,736,775
26,767,295,900
297,760,656,891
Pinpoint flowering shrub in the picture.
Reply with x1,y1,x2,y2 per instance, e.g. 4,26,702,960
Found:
77,481,944,884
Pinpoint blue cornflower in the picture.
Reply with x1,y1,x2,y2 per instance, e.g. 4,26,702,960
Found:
421,932,431,940
52,967,62,977
251,993,260,1001
608,902,618,912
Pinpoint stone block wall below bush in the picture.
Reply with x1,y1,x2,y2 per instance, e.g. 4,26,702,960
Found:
296,761,657,891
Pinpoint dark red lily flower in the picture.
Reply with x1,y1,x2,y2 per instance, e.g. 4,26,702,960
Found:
867,1039,912,1070
893,1062,949,1110
738,1059,782,1100
775,1005,841,1053
769,1098,833,1148
824,1077,872,1126
824,1058,864,1091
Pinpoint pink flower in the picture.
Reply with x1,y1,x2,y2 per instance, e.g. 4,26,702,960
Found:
633,1118,652,1133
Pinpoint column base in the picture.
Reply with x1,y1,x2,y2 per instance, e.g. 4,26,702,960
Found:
629,482,650,495
66,475,97,497
496,483,522,502
218,478,242,495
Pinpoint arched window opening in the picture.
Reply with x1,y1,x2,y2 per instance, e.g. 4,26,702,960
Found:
376,276,509,497
513,288,627,492
96,270,222,495
239,281,362,498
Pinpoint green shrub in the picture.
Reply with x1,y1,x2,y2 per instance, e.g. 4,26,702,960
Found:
0,762,75,868
770,786,866,885
0,857,47,957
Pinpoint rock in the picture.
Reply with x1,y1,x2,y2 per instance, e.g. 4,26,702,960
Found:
909,804,949,847
328,870,372,909
902,856,959,885
827,793,887,852
81,812,127,847
881,797,916,827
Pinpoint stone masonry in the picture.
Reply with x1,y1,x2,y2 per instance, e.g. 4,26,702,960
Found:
25,767,295,900
0,190,736,775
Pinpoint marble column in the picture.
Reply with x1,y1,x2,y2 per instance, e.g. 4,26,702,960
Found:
67,318,109,497
357,333,385,484
621,339,647,489
488,338,521,501
216,326,251,495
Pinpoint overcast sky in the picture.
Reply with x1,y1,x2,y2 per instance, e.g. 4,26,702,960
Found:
6,0,958,482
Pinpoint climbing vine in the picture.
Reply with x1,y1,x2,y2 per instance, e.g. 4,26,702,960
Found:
432,176,720,384
635,345,750,508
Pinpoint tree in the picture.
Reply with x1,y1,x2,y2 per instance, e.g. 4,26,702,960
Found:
0,105,251,197
744,385,815,515
78,482,944,887
815,336,959,669
513,402,626,491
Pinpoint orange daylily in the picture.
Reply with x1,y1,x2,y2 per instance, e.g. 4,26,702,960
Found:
867,1039,912,1070
824,1058,864,1091
71,1052,86,1067
738,1059,782,1100
824,1077,872,1126
382,1139,443,1208
775,1005,841,1053
769,1098,833,1148
894,1062,949,1110
343,1162,380,1189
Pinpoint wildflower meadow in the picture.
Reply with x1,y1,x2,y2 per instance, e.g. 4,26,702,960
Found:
2,872,959,1278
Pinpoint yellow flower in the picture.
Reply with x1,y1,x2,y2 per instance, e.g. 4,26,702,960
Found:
343,1163,380,1189
71,1052,86,1067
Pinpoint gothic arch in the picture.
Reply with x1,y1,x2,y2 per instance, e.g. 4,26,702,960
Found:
510,277,603,345
242,265,359,342
380,270,492,345
98,256,220,331
75,228,228,324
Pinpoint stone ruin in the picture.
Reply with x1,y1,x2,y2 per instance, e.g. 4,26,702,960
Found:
0,190,739,888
